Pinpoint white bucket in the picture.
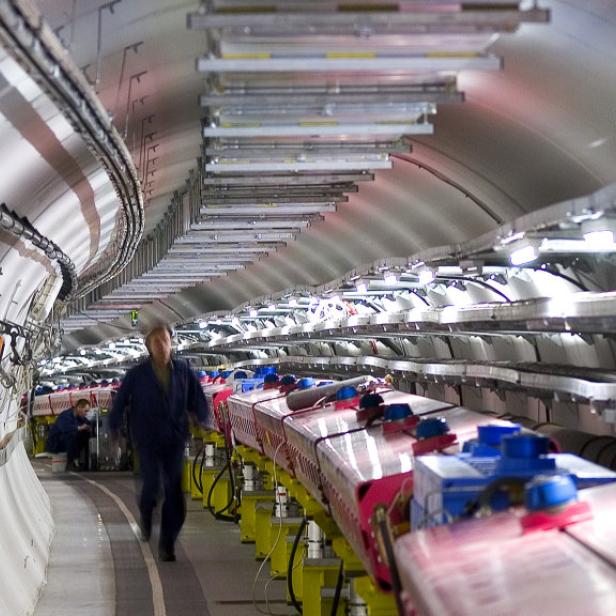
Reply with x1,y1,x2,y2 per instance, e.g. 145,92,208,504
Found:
51,453,67,474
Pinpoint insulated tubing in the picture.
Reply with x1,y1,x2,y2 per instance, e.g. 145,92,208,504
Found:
285,375,374,411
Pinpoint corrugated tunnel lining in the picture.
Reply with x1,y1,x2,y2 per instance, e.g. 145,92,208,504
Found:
67,474,211,616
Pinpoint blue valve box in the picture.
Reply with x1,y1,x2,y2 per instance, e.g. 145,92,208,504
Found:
236,378,264,393
411,432,616,530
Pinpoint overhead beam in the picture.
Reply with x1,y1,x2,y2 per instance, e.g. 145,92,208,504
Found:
202,195,350,204
168,245,277,254
204,159,392,173
203,173,372,186
203,122,433,137
201,92,462,107
191,219,312,231
176,232,295,243
199,204,336,216
188,9,549,33
204,141,407,157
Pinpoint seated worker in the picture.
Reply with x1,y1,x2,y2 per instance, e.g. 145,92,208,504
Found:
46,398,92,470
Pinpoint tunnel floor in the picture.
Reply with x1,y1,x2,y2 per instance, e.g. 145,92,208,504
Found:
32,462,293,616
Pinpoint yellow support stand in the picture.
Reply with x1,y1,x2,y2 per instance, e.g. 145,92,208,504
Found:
287,537,305,604
290,481,340,538
239,490,275,542
269,517,304,577
202,466,232,513
255,501,273,559
353,576,398,616
182,458,192,494
302,558,345,616
191,460,203,500
31,416,54,455
331,536,365,576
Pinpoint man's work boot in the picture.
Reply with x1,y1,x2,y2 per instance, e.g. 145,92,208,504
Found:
66,460,80,472
158,546,176,562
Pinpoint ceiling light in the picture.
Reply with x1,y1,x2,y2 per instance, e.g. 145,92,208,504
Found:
249,308,258,317
356,281,368,294
108,342,116,350
199,320,207,329
268,304,276,310
417,268,435,286
581,215,616,248
509,241,539,266
289,298,298,307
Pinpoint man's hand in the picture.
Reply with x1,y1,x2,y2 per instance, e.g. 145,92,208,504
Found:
78,424,91,432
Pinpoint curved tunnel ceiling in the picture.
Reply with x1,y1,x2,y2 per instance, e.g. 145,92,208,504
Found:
26,0,616,347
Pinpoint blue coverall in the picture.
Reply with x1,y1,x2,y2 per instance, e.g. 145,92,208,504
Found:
46,408,91,461
109,358,208,553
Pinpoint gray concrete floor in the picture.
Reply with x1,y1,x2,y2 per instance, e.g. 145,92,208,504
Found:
34,465,115,616
34,463,294,616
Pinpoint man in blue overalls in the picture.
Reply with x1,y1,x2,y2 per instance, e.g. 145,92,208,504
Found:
46,398,92,469
110,325,208,561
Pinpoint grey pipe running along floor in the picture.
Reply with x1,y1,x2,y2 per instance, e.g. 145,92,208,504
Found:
33,463,294,616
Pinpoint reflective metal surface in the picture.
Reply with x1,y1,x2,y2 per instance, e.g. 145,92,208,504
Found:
395,484,616,616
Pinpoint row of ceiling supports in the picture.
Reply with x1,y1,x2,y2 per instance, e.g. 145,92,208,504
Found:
61,0,548,331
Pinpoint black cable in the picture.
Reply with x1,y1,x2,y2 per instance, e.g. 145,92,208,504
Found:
206,460,237,521
330,559,344,616
191,442,205,494
288,517,308,615
214,436,240,517
28,386,38,450
472,477,527,514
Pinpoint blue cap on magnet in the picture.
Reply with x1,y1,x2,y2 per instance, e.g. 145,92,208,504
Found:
525,474,577,512
336,386,358,401
416,417,449,440
384,403,413,422
297,377,315,390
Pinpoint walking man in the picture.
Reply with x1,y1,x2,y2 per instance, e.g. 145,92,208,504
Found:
110,325,208,561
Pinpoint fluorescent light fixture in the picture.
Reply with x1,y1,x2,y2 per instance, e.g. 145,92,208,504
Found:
199,321,207,329
583,230,614,246
509,242,539,266
356,281,368,294
384,272,398,286
582,216,616,248
79,349,86,356
249,309,258,317
418,268,435,286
